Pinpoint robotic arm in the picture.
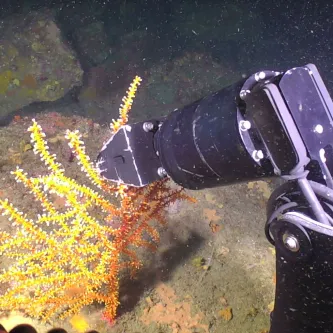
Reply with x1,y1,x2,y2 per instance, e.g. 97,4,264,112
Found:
97,64,333,333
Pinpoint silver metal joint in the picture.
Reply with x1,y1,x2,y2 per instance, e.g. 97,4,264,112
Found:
239,120,251,131
143,122,155,132
252,149,264,161
157,167,167,178
283,233,300,252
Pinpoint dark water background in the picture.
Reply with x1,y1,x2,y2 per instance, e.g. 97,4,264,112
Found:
1,1,331,68
0,0,332,122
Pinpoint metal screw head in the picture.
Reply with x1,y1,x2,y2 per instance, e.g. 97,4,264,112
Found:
143,122,155,132
252,149,264,161
157,167,167,178
239,120,251,131
283,233,300,252
314,124,324,134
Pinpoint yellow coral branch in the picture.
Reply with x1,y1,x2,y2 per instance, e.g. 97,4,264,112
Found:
28,119,64,174
110,75,142,133
0,75,194,324
11,167,57,214
65,130,110,190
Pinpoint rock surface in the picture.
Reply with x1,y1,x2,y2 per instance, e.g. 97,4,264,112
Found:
0,10,83,117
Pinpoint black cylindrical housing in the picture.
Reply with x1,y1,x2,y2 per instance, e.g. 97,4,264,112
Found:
156,80,274,190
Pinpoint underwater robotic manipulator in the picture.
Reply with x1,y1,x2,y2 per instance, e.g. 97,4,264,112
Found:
96,64,333,333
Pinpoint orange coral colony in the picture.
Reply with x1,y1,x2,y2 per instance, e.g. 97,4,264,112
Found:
0,76,194,322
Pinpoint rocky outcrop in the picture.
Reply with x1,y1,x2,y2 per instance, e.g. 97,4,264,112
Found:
0,10,83,117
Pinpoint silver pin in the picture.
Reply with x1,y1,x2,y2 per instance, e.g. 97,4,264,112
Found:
283,234,300,252
239,120,251,131
252,150,264,161
143,122,155,132
157,167,167,178
314,124,323,134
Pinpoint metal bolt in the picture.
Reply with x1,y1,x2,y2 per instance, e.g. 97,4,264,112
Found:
252,149,264,161
283,234,300,252
157,167,167,178
314,124,323,134
143,122,155,132
239,120,251,131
